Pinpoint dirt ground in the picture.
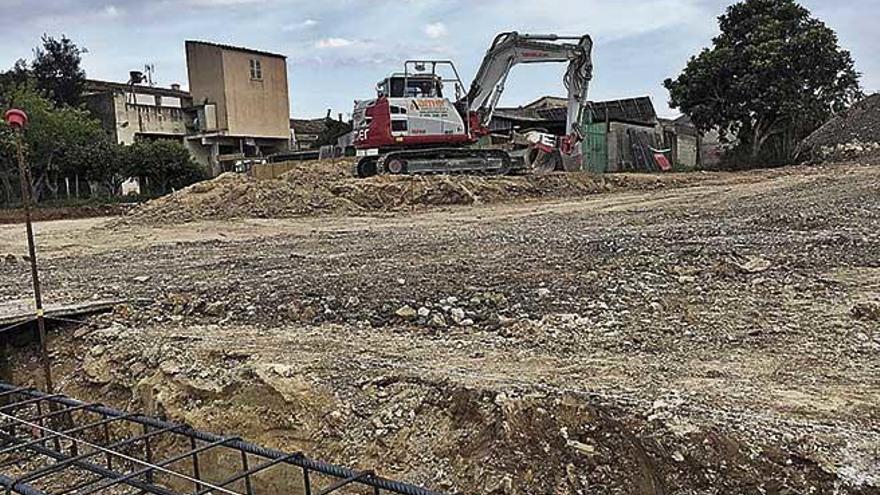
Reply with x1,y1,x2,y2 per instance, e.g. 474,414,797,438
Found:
2,161,879,494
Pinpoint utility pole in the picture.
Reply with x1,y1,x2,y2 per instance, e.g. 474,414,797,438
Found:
5,109,54,393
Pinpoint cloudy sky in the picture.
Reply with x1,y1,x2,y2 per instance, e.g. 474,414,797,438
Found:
0,0,877,119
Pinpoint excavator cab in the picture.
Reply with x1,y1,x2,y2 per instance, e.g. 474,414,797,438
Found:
377,74,444,98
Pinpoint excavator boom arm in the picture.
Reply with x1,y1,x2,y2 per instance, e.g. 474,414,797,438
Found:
461,32,593,137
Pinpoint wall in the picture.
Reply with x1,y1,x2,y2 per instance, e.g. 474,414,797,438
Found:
676,133,699,168
186,42,227,131
112,93,190,145
221,49,290,139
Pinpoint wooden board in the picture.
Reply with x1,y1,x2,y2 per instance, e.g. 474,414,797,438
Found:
0,299,126,330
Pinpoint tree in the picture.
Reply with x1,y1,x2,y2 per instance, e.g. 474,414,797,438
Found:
82,140,127,196
1,86,104,201
126,140,207,196
31,35,86,108
664,0,861,165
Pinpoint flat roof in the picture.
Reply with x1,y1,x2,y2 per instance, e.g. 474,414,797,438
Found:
84,79,192,99
185,40,287,59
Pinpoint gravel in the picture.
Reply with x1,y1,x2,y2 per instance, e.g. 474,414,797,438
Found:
3,160,879,494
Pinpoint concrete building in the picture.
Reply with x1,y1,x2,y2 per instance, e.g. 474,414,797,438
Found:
83,79,194,194
184,41,291,175
83,79,193,145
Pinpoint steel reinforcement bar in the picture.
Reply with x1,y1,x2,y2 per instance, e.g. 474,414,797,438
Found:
0,382,448,495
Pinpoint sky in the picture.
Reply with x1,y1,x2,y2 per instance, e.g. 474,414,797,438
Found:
0,0,877,119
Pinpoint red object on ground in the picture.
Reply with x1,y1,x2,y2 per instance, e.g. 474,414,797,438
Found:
4,109,28,129
654,152,672,171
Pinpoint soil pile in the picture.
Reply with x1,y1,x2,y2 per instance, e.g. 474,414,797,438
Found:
800,94,880,161
120,158,611,225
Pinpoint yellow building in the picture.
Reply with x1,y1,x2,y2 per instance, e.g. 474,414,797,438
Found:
184,41,291,175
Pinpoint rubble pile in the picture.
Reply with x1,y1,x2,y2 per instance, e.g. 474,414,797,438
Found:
800,94,880,162
122,160,614,225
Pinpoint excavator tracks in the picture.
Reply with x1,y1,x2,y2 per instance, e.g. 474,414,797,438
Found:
354,148,520,178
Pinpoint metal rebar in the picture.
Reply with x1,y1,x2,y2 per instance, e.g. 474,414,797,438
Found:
13,128,53,394
0,384,447,495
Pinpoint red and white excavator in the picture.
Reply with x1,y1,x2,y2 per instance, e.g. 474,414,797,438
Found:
351,32,594,177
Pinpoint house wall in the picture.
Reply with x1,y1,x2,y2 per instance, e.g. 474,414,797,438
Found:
112,93,191,145
676,133,699,168
221,49,290,139
186,42,227,131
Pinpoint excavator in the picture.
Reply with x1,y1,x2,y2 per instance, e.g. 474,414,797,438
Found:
351,32,594,177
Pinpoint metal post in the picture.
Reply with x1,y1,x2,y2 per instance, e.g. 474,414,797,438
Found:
6,109,53,394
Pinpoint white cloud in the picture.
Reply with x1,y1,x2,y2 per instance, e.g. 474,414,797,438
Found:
424,22,448,39
314,37,356,49
185,0,268,6
102,5,121,18
283,18,318,31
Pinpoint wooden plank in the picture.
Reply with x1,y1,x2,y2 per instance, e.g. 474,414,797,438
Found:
0,299,127,330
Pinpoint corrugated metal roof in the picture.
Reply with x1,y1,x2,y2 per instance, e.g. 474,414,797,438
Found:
494,96,657,126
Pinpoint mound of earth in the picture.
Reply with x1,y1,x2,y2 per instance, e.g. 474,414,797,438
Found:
800,94,880,162
119,158,612,225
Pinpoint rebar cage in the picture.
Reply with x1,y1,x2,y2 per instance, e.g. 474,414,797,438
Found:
0,383,446,495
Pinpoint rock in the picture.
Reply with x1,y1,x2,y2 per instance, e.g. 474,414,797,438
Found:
449,307,466,323
83,357,112,385
734,256,771,274
133,275,152,283
90,345,106,356
130,362,147,376
567,439,597,455
460,318,474,326
430,313,447,328
204,301,227,316
417,307,431,317
536,288,551,298
395,305,418,320
852,301,880,321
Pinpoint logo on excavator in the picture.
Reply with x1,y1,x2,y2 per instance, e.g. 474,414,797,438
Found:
409,99,445,112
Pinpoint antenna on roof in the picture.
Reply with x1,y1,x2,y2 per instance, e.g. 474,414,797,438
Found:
144,64,156,86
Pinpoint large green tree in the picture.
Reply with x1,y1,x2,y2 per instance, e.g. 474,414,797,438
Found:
664,0,861,164
1,86,105,201
31,35,87,108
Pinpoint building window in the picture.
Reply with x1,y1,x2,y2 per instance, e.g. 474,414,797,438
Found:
249,59,262,80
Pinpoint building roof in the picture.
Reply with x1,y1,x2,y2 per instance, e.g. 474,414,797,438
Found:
291,117,352,143
524,96,568,109
185,40,287,59
84,79,192,99
494,96,658,126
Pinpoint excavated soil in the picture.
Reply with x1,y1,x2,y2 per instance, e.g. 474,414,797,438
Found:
2,160,880,494
118,158,784,226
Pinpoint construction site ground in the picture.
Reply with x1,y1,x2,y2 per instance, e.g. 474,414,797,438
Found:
2,160,879,494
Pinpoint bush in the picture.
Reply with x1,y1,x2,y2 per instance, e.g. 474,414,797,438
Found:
126,140,207,196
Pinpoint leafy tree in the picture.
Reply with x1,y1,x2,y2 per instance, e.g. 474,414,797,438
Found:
1,86,104,201
664,0,861,164
65,138,127,197
31,35,86,108
0,60,31,106
126,140,207,195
